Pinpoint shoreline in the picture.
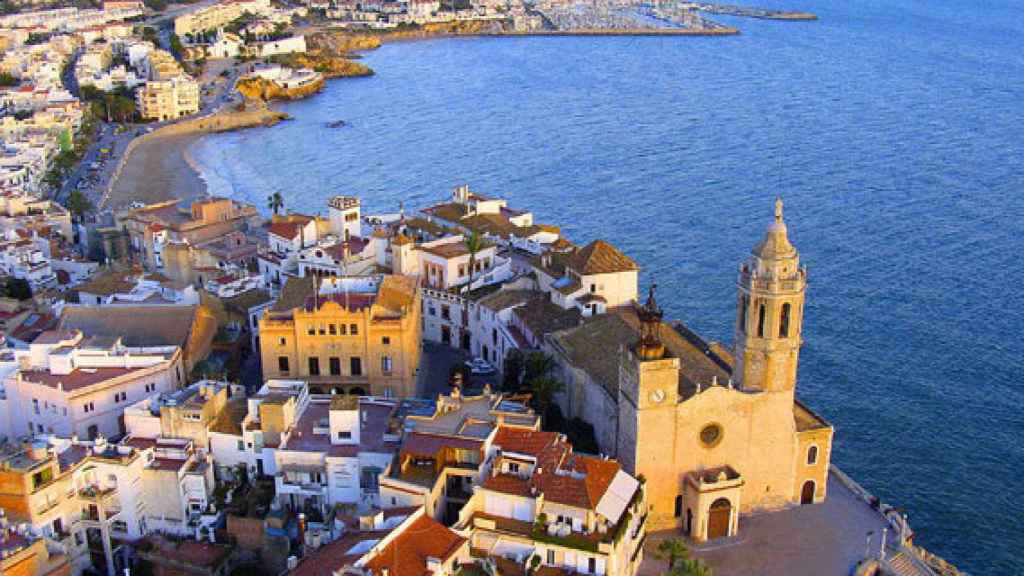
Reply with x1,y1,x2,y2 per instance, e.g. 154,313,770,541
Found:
102,106,288,211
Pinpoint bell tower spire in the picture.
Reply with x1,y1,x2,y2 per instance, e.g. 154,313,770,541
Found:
733,197,807,393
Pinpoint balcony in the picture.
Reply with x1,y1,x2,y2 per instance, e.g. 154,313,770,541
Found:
77,484,118,503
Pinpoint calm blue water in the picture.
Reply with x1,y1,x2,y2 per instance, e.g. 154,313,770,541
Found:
192,1,1024,572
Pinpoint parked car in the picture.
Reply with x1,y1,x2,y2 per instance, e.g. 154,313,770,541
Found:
466,357,495,374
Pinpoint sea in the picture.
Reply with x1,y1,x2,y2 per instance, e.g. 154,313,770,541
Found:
189,0,1024,572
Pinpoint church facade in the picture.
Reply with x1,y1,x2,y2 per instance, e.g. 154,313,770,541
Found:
548,200,833,542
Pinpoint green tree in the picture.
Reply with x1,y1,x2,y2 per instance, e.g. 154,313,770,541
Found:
4,278,32,301
169,34,184,57
527,375,563,417
665,560,713,576
523,351,555,385
655,538,693,571
267,191,284,215
462,230,484,292
57,129,73,154
67,190,94,222
0,72,16,87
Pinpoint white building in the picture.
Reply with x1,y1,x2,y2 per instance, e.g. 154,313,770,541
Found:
3,329,184,439
273,394,399,516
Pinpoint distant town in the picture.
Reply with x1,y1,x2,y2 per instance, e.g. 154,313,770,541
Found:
0,1,966,576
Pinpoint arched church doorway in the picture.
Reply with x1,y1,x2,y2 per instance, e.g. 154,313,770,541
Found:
707,498,731,540
801,480,816,505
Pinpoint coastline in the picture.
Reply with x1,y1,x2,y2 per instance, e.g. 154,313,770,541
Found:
102,106,288,210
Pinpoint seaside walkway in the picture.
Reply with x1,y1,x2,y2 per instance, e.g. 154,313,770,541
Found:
640,471,890,576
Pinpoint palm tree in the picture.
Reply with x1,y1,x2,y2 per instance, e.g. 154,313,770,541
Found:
523,351,556,385
656,538,692,571
267,191,284,216
527,375,563,417
463,230,484,292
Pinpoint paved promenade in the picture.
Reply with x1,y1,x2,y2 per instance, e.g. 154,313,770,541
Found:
642,471,889,576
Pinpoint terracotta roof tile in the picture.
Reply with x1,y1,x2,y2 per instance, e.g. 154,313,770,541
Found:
567,240,638,275
362,514,467,576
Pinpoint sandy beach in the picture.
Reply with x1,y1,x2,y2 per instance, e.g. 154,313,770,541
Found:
106,133,208,211
101,106,289,211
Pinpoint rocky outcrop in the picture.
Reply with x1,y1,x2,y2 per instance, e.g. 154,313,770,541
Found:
268,52,374,79
236,75,326,101
306,32,382,54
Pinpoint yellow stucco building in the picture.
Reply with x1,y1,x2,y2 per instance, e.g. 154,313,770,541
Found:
615,199,833,541
550,199,833,544
259,275,422,397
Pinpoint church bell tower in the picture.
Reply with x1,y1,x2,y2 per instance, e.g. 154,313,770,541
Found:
733,198,807,393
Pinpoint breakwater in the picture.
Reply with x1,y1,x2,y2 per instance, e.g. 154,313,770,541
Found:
491,27,739,36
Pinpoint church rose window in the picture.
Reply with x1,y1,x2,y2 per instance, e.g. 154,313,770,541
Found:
700,424,723,448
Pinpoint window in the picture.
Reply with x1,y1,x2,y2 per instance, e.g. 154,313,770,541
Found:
349,323,358,335
308,357,320,376
329,357,341,376
381,356,392,373
337,431,352,440
307,324,315,335
492,328,497,346
780,302,792,338
807,445,818,465
739,295,748,333
441,305,450,320
279,337,287,346
381,336,390,346
458,264,466,277
588,558,596,574
237,440,245,452
32,399,39,415
83,402,95,413
547,550,555,564
590,283,596,293
700,423,723,448
329,324,337,335
757,303,766,338
507,462,519,474
428,305,436,316
350,357,362,376
114,391,127,403
340,324,348,335
278,356,290,373
32,468,53,489
674,495,683,518
319,324,326,336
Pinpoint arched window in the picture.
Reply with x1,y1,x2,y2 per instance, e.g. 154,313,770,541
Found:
780,302,791,338
757,304,766,338
807,445,818,465
739,296,748,334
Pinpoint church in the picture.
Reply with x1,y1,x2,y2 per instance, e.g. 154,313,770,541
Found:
547,199,834,542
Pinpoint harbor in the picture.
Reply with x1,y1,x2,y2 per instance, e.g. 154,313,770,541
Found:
522,0,815,35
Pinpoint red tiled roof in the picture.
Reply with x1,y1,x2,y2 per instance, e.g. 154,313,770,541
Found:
489,427,622,510
363,514,467,576
268,221,304,240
